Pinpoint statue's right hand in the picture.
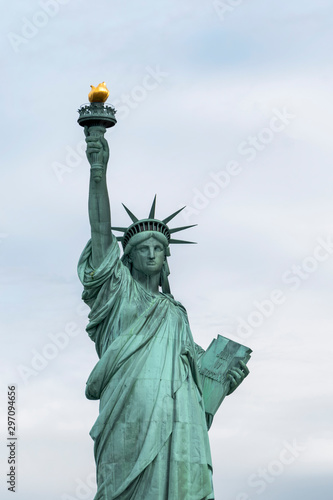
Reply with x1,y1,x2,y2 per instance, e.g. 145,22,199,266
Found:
84,126,110,170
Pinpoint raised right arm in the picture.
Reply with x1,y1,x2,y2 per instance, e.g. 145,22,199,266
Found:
85,126,113,268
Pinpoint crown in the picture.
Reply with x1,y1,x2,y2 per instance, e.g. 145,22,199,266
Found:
111,195,196,251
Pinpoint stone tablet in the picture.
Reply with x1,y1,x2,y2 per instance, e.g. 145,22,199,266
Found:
198,335,252,421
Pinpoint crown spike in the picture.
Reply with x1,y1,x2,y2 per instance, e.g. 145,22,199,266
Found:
162,206,186,224
122,204,139,223
116,236,123,242
148,195,157,219
169,238,196,244
169,224,197,234
111,226,127,232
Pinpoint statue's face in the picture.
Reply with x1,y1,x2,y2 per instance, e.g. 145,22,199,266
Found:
130,237,165,276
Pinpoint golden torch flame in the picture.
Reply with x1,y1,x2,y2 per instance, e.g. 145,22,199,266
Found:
88,82,110,103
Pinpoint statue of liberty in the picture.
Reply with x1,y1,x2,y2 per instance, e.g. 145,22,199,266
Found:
77,84,250,500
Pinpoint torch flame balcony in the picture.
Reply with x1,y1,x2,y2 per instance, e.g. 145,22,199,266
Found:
77,102,117,128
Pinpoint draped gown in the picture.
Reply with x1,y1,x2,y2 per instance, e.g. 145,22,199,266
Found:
78,236,214,500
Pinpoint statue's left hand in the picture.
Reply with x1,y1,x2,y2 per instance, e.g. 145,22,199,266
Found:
227,360,249,395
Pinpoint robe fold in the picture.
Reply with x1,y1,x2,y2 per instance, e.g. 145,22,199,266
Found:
78,236,214,500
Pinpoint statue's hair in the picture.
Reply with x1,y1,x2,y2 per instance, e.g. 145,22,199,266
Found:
121,231,171,294
122,231,170,256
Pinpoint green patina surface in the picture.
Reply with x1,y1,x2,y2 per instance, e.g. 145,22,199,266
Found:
77,105,251,500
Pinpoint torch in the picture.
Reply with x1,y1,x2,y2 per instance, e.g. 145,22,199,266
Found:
77,82,117,182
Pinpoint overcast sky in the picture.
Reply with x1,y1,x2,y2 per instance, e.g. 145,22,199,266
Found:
1,1,333,499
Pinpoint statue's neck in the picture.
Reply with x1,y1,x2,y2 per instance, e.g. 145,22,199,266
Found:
131,269,161,296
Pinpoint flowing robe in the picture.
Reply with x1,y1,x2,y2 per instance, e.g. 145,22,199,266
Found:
78,236,214,500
